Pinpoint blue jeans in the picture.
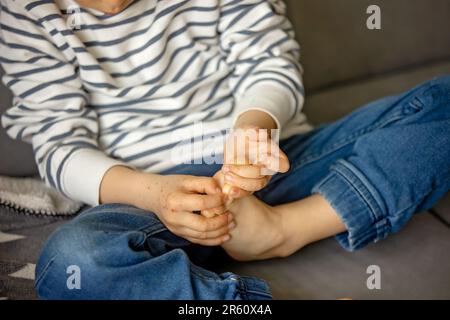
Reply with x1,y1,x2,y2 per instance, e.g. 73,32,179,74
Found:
35,76,450,299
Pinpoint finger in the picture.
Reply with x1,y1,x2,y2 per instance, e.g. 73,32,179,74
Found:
246,139,284,165
247,128,271,142
223,164,264,179
257,153,290,173
182,176,222,195
178,221,235,241
224,172,270,192
201,205,227,218
185,234,231,246
171,210,232,232
167,192,224,211
250,139,289,173
201,210,216,218
225,129,276,165
233,126,269,142
164,224,231,246
221,184,241,205
224,129,260,165
228,186,251,199
224,143,250,166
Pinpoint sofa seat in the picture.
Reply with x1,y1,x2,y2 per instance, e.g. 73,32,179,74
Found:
1,0,449,298
221,60,450,299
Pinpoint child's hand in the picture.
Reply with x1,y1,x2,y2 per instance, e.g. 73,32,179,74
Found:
100,167,233,245
153,175,234,246
222,125,290,199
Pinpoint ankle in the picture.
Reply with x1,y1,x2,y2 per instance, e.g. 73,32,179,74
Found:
272,204,308,258
259,203,286,256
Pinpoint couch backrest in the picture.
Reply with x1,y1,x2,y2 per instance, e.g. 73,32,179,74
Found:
1,0,450,176
284,0,450,91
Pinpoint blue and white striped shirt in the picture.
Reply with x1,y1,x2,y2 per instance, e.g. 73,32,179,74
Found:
0,0,308,206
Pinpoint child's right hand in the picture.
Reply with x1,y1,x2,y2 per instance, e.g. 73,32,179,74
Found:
100,166,234,246
148,174,235,246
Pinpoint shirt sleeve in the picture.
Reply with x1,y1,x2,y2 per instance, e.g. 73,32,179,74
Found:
0,3,126,206
218,0,305,131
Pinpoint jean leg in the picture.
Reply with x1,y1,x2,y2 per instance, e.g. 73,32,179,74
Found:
257,75,450,250
35,203,271,299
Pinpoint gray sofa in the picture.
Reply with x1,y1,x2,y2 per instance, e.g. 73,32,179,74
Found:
1,0,449,299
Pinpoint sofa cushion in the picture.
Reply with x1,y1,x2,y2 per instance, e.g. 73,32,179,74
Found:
285,0,450,91
435,193,450,225
303,60,450,124
221,212,450,299
218,59,450,299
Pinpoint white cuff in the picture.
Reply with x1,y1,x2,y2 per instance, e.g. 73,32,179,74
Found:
232,83,296,144
232,83,296,129
60,149,129,206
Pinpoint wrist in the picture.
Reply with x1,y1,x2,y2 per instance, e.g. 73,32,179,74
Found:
99,165,139,205
234,110,278,130
100,166,162,214
128,171,165,214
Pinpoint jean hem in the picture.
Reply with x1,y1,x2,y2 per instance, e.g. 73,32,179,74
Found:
236,275,272,300
312,159,390,251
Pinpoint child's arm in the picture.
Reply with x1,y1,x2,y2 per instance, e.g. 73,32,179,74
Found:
0,3,232,245
219,0,304,133
222,110,290,198
218,0,303,197
99,165,233,245
0,3,122,207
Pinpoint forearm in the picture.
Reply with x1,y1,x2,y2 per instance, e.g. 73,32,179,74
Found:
99,166,232,246
99,165,161,213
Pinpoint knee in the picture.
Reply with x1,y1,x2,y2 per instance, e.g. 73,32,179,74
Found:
35,217,102,298
429,75,450,94
416,75,450,109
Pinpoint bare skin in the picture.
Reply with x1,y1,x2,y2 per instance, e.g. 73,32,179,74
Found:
75,0,135,15
98,110,286,247
215,111,347,261
211,170,346,261
99,110,347,259
85,0,348,258
223,193,347,261
100,166,235,246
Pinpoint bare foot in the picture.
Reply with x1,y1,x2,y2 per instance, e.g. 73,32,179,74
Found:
210,170,345,262
220,194,287,261
207,170,287,261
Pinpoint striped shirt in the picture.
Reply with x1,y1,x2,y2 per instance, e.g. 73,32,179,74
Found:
0,0,309,206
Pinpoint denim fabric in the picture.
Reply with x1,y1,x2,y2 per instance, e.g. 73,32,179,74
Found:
35,76,450,299
35,203,272,300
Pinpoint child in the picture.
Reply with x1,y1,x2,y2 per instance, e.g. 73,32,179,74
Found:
1,0,449,300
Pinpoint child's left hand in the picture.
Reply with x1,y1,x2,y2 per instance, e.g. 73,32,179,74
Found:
221,125,290,200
